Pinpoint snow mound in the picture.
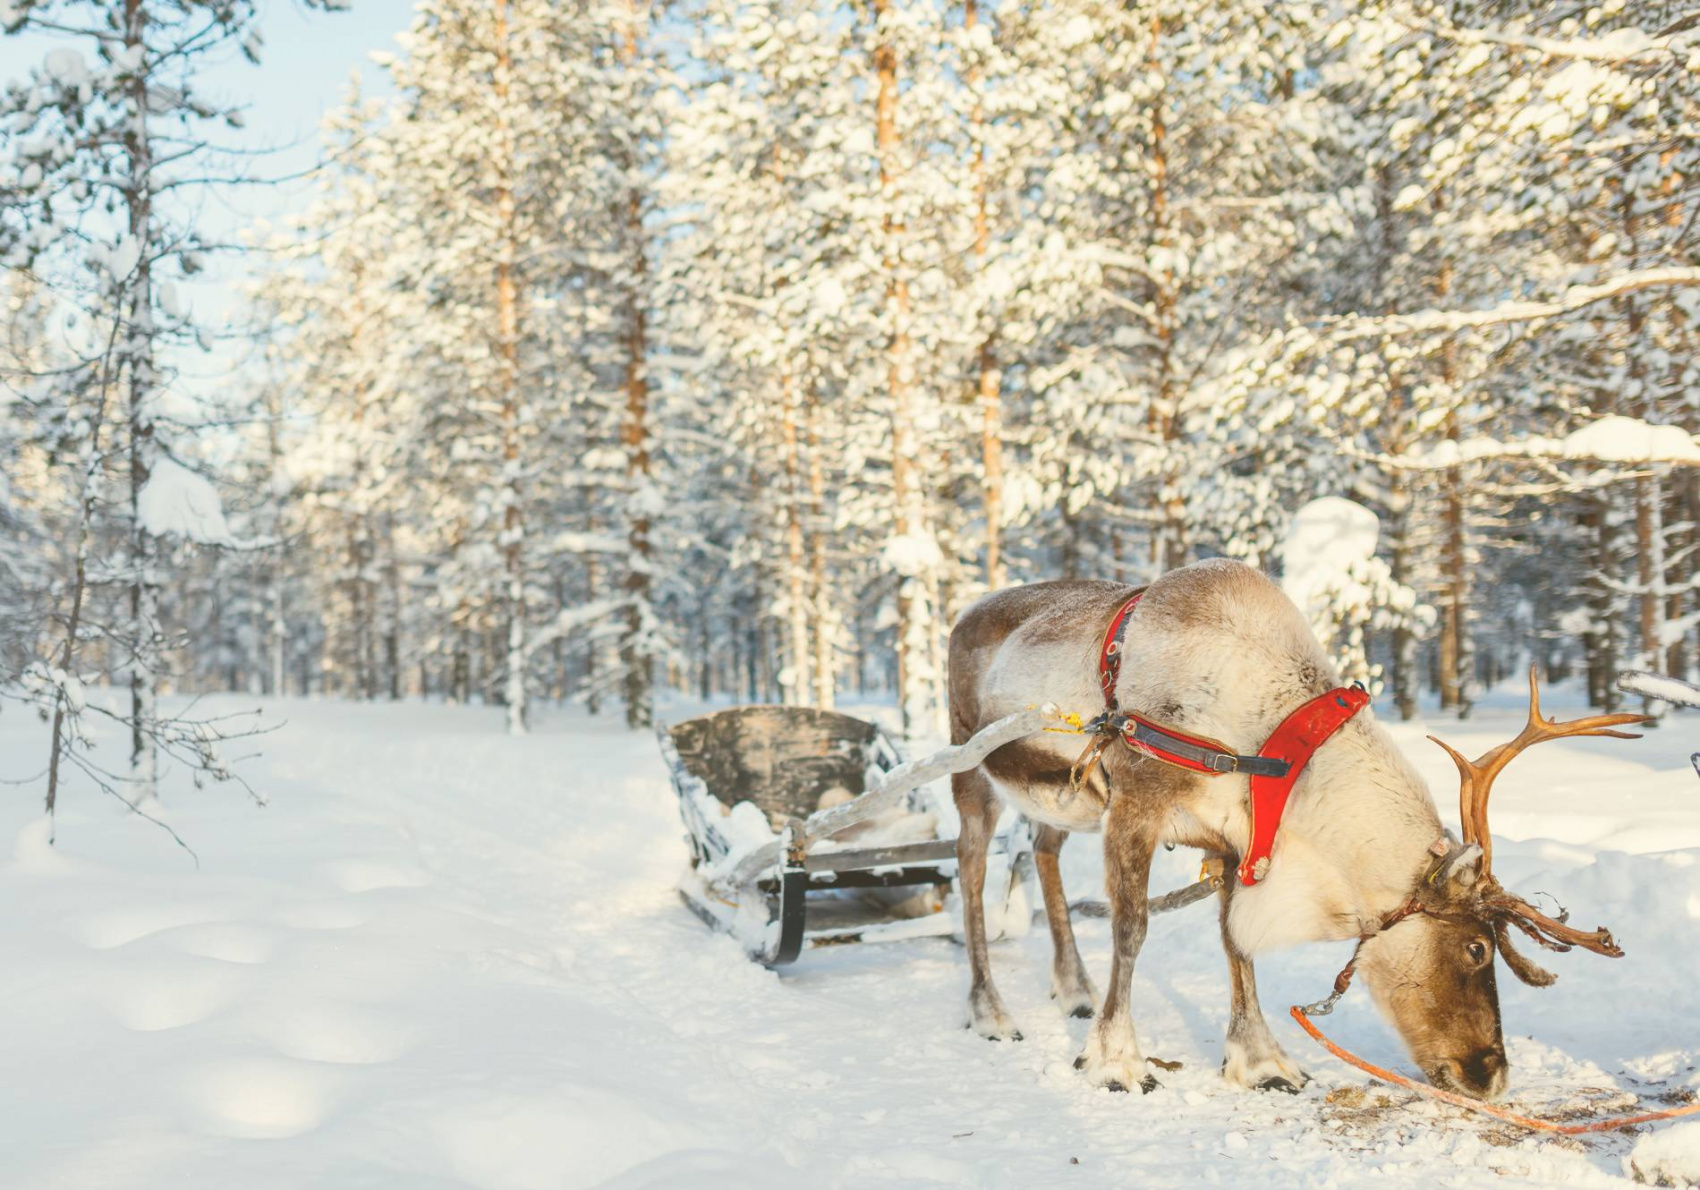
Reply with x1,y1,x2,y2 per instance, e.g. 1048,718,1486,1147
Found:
1629,1120,1700,1187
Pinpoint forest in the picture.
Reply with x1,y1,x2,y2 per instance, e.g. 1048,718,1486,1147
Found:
2,0,1698,815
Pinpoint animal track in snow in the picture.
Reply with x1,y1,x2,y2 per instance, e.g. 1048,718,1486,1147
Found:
103,964,242,1032
184,1058,337,1139
80,903,229,950
263,1004,416,1066
166,922,277,965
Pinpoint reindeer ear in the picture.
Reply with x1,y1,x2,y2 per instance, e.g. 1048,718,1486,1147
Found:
1444,843,1483,889
1494,920,1558,987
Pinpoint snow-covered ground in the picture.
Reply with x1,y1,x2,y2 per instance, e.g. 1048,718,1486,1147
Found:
4,684,1699,1189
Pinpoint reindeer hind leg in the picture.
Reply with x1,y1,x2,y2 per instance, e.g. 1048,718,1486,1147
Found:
1034,824,1096,1018
1074,794,1159,1092
954,765,1021,1041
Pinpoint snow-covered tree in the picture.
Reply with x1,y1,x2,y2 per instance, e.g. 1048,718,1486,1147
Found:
0,0,345,818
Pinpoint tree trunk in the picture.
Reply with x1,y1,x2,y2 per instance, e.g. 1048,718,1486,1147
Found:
1374,165,1419,721
494,0,528,735
1432,224,1470,717
1592,499,1622,712
875,0,931,737
781,371,811,705
385,513,403,701
1144,14,1185,573
806,389,835,709
44,376,113,825
619,0,654,730
1636,471,1665,715
1388,482,1419,720
124,0,160,804
1669,470,1694,681
265,386,287,699
966,0,1002,591
1438,450,1469,717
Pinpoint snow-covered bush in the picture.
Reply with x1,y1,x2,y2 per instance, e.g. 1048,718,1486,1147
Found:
1281,497,1430,694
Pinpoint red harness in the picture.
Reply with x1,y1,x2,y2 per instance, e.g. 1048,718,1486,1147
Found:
1097,591,1370,887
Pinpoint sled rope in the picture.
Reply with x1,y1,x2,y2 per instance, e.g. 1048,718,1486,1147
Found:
1290,1005,1700,1134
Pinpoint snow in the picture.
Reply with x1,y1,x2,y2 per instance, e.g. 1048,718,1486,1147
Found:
137,457,233,545
42,47,88,88
5,683,1700,1189
882,531,944,578
1279,497,1420,690
1620,671,1700,709
1629,1120,1700,1188
1563,415,1700,465
1401,415,1700,470
1280,496,1381,611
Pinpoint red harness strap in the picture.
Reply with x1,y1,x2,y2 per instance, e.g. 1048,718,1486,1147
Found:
1097,592,1144,705
1095,590,1371,888
1098,591,1288,779
1238,684,1369,885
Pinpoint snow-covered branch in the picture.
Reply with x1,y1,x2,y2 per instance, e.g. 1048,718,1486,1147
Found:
1419,20,1683,65
1327,269,1700,342
1390,416,1700,473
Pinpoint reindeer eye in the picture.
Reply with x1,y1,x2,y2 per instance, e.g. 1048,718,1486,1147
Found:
1467,939,1489,964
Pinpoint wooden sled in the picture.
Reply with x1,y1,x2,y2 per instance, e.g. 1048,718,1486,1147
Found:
656,705,1050,966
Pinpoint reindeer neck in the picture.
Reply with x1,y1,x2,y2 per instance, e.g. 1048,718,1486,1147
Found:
1226,718,1442,954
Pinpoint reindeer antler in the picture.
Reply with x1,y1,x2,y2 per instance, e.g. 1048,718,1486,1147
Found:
1427,665,1648,965
1428,666,1650,876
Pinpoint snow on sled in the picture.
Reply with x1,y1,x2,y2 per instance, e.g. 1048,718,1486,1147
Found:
656,704,1050,966
1619,670,1700,781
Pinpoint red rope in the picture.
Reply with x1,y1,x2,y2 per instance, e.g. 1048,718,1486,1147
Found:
1290,1005,1700,1135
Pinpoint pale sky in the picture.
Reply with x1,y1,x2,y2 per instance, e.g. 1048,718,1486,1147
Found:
178,0,419,394
2,0,423,400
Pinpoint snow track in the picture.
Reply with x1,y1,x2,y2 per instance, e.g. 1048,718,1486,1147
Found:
3,689,1699,1189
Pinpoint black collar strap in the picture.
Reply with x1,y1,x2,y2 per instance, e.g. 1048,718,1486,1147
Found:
1080,709,1292,779
1124,716,1291,777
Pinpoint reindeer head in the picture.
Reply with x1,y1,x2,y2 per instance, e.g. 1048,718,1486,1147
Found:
1353,668,1646,1100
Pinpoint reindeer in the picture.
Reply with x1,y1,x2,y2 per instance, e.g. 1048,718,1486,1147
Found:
948,558,1640,1099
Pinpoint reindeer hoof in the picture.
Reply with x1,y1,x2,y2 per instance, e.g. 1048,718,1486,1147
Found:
1105,1075,1159,1094
967,987,1022,1042
1076,1056,1159,1094
1051,975,1098,1021
1222,1039,1308,1092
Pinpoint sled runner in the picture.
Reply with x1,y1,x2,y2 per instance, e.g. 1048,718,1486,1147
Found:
657,705,1045,966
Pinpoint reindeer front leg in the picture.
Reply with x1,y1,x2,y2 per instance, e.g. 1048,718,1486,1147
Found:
1216,880,1306,1093
1075,794,1159,1092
